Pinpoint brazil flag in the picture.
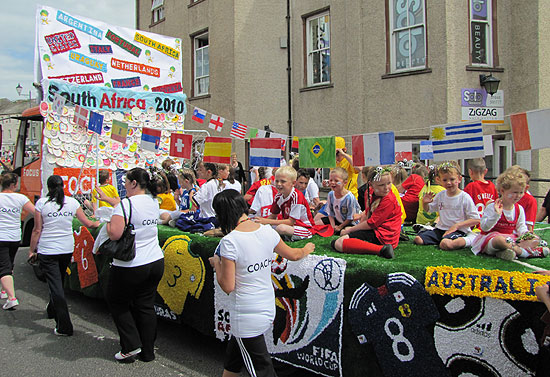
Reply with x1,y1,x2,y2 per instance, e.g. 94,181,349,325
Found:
298,136,336,168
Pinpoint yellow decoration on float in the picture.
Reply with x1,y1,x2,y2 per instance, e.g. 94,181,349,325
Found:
424,266,550,302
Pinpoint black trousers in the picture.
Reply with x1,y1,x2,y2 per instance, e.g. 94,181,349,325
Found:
0,240,20,278
224,334,277,377
38,253,73,335
106,258,164,360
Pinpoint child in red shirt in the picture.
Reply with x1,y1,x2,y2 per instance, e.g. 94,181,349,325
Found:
400,163,428,222
512,165,538,231
464,158,498,218
244,167,275,205
331,167,401,258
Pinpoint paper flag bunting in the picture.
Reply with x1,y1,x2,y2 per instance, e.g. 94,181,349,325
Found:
352,132,395,166
111,120,128,143
250,138,282,167
203,137,232,164
510,108,550,152
430,122,484,161
170,133,192,159
141,127,161,152
209,114,224,132
88,111,104,135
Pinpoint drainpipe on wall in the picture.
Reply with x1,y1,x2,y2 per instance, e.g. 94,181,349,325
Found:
286,0,292,158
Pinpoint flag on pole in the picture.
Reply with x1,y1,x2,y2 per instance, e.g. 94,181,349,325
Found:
352,132,395,166
394,141,412,162
419,140,434,160
73,105,89,128
510,108,550,152
209,114,224,132
88,111,104,135
250,138,281,167
191,107,206,123
170,133,193,159
203,137,232,163
141,127,161,152
230,122,247,139
298,137,336,168
111,120,128,144
52,93,66,116
430,122,484,161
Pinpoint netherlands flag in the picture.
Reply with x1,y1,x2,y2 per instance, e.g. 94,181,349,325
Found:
430,122,484,161
191,107,206,123
352,132,395,166
250,138,281,167
141,127,162,152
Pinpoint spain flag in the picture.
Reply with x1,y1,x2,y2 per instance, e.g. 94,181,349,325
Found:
203,137,232,164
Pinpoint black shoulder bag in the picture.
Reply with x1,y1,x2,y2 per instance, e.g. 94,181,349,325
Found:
98,198,136,261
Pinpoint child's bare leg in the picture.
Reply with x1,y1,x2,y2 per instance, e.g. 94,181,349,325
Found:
440,237,466,250
275,224,295,236
413,235,424,245
333,235,349,252
314,212,326,225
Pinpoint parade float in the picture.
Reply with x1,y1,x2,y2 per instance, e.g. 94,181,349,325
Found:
12,5,550,377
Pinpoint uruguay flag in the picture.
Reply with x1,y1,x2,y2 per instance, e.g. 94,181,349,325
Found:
430,122,484,161
250,138,281,167
141,127,162,152
352,132,395,166
191,107,206,123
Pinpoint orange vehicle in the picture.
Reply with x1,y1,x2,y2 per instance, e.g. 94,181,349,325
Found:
9,106,43,245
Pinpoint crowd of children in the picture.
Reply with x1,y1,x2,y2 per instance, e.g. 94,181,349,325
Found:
82,150,549,263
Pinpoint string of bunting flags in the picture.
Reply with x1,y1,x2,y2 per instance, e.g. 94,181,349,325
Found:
48,91,540,171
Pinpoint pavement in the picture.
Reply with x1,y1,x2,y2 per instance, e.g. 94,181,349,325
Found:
0,246,225,377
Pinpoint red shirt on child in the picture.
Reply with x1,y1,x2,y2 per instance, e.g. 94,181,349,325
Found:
401,174,425,221
366,190,402,248
518,191,537,227
271,188,314,226
464,180,498,216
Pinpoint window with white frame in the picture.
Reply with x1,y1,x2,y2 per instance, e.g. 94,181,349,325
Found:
194,33,209,96
306,11,330,86
388,0,426,72
469,0,493,66
152,0,165,24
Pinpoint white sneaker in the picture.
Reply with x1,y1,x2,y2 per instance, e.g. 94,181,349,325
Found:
3,298,19,310
114,348,141,362
0,291,7,299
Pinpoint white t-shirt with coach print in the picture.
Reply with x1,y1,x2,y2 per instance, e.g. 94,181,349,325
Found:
35,196,81,255
111,194,163,268
0,192,30,242
219,224,281,338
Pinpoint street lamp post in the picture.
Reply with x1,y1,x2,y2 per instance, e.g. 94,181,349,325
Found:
15,83,32,108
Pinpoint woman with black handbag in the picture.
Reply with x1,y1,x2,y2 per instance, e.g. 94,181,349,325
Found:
105,167,164,363
28,175,99,335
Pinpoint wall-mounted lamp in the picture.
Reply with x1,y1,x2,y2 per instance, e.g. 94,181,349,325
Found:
479,74,500,96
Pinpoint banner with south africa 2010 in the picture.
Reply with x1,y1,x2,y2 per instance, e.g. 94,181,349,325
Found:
214,254,346,377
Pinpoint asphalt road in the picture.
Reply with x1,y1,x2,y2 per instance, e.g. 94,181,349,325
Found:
0,246,226,377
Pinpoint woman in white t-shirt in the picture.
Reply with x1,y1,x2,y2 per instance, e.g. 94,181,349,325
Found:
105,167,164,363
28,175,99,335
0,173,35,310
209,190,314,377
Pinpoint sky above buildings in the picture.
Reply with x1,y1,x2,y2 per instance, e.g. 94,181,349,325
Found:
1,1,135,101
